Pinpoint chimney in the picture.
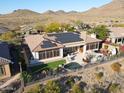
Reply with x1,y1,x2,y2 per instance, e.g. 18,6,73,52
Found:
80,31,87,42
90,33,96,39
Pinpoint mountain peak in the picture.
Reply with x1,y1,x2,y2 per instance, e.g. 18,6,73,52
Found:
83,0,124,17
13,9,30,12
56,10,66,13
44,10,55,14
10,9,40,16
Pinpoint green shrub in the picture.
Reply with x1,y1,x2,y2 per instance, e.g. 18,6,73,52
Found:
44,80,61,93
95,72,104,80
71,83,84,93
65,77,75,87
26,84,41,93
21,71,32,84
111,63,121,72
109,83,120,93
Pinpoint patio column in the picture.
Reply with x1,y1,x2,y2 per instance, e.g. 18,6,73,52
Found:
32,52,39,60
83,45,87,54
112,38,116,43
97,42,99,49
35,52,39,59
60,48,63,58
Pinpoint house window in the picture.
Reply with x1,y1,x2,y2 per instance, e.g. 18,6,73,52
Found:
39,51,46,59
122,38,124,44
86,43,98,50
118,38,122,42
53,49,60,57
0,66,4,76
46,50,54,58
86,44,90,50
39,49,60,60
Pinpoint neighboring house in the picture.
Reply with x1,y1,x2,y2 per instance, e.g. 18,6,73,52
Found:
108,27,124,45
0,42,12,80
25,32,101,65
101,27,124,55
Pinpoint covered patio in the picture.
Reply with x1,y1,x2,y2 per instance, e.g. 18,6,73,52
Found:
65,49,105,66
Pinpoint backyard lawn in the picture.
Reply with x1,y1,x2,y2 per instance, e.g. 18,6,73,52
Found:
30,60,66,73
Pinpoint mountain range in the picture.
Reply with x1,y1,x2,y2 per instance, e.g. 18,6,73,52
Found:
0,0,124,29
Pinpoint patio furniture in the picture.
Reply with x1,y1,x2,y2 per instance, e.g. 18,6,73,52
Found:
83,58,89,63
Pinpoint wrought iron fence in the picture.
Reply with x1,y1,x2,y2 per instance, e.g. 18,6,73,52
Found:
26,53,124,86
3,52,124,93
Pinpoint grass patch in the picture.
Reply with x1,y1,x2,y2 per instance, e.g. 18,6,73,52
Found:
30,60,66,73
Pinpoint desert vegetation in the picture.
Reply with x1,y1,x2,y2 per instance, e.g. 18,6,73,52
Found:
0,31,20,44
24,60,124,93
111,62,121,73
88,25,109,40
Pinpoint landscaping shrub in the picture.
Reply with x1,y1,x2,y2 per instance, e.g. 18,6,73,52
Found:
26,84,41,93
109,83,120,93
44,80,61,93
65,77,75,88
21,71,32,84
95,72,104,80
71,83,84,93
111,62,121,72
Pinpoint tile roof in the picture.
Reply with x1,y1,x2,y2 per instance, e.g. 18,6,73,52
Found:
25,32,101,52
0,57,11,65
25,35,63,52
80,32,102,43
108,27,124,38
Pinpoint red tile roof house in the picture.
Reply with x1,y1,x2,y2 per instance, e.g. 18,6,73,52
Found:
25,32,101,65
0,42,12,80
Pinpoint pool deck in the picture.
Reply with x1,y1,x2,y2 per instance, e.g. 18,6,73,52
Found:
65,52,87,66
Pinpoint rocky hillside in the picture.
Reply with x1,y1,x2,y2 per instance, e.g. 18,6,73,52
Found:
0,0,124,29
2,9,40,17
83,0,124,17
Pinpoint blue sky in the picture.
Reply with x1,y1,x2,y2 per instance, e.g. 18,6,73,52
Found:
0,0,112,14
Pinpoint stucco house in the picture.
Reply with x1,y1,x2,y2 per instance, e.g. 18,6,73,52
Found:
0,42,12,80
25,32,101,65
108,27,124,45
101,27,124,56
